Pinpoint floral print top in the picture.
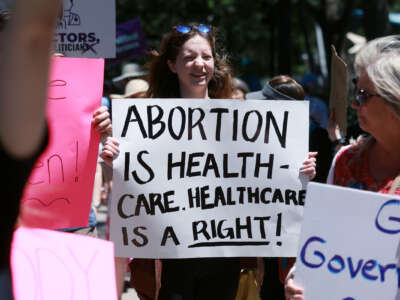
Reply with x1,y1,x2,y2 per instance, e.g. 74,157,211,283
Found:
332,145,400,195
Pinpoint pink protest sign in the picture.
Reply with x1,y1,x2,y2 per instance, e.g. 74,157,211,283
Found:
20,57,104,229
11,227,118,300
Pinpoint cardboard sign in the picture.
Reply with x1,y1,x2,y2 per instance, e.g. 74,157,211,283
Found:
329,45,348,135
295,183,400,300
55,0,116,58
20,57,104,229
11,227,117,300
110,98,309,258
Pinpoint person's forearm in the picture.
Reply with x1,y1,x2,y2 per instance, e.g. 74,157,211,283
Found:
0,0,62,157
12,0,62,28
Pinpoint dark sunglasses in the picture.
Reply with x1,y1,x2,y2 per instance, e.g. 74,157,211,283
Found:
354,88,381,107
174,24,211,34
352,77,382,106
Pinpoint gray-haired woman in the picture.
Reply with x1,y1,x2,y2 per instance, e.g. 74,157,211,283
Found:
284,35,400,300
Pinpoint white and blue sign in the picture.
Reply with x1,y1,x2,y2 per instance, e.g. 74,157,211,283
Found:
295,182,400,300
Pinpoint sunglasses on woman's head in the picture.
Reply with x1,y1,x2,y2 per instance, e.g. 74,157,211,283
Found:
174,24,211,34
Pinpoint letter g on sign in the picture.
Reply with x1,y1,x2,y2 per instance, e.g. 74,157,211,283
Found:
300,236,326,269
375,199,400,235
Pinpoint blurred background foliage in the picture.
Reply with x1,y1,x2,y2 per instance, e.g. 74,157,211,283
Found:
111,0,400,95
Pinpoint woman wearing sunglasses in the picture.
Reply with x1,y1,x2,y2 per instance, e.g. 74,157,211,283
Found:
153,23,240,300
101,23,235,300
102,24,315,300
100,22,318,300
284,35,400,300
112,23,240,300
146,24,232,99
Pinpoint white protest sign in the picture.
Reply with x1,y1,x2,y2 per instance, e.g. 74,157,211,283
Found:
55,0,116,58
110,98,309,258
295,183,400,300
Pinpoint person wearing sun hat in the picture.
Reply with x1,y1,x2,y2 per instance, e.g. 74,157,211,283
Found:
112,62,147,91
109,78,149,99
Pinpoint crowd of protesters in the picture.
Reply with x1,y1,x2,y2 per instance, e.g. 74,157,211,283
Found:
1,1,400,300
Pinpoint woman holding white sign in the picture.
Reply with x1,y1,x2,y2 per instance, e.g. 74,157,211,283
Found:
102,23,317,300
284,35,400,300
109,22,240,300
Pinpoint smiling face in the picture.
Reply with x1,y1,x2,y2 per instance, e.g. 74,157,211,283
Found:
167,34,214,98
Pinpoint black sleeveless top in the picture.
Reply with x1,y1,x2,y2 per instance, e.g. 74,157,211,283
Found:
0,129,48,269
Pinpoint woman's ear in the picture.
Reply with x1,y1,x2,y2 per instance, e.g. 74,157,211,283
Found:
167,60,176,73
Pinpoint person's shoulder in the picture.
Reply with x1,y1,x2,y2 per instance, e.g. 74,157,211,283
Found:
334,144,357,164
329,144,356,184
245,90,265,100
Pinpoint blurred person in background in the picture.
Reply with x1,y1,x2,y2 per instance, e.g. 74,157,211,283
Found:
112,62,147,94
247,75,329,300
231,77,250,100
301,73,329,129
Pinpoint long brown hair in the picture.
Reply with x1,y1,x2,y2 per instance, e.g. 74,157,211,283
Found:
146,23,232,99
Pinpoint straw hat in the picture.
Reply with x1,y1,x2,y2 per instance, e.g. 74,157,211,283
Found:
110,79,149,99
112,63,147,84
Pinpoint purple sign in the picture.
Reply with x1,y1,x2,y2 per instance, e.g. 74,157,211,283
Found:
115,18,147,62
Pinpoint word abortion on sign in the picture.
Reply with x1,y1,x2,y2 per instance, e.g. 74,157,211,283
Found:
110,98,309,258
20,57,104,229
11,227,117,300
55,0,116,58
295,183,400,300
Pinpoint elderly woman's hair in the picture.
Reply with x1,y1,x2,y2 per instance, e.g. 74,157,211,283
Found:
146,23,232,99
354,35,400,76
366,53,400,115
269,75,305,100
355,35,400,114
352,36,400,158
